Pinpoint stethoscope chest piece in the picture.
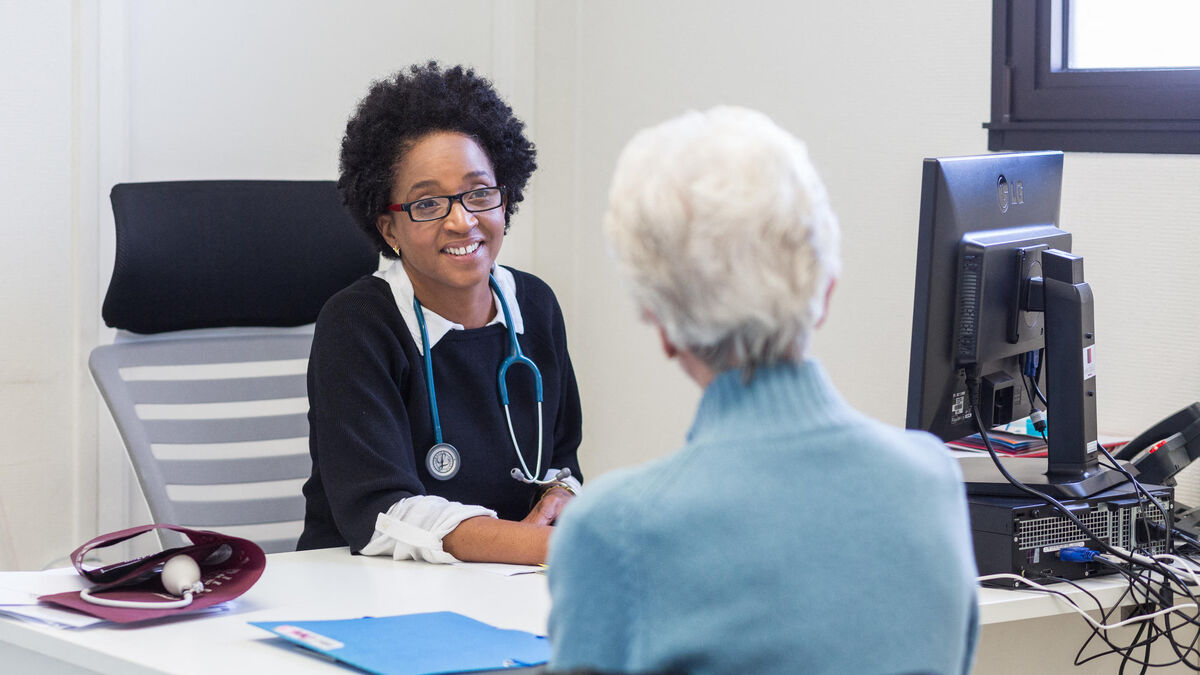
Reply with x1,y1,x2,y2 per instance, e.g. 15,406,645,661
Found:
414,274,554,486
426,443,461,480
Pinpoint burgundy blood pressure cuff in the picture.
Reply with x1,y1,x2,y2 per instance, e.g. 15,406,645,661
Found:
39,523,266,623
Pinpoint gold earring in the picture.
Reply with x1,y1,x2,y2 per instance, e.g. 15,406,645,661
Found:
392,245,400,256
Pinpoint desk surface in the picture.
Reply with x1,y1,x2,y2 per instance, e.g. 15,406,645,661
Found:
0,547,1157,675
0,548,550,675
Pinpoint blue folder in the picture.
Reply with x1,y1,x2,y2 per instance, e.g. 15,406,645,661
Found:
251,611,549,674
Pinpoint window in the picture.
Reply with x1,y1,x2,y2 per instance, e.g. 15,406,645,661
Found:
986,0,1200,153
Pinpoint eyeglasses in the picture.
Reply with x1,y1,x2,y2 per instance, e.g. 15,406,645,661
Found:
387,186,507,223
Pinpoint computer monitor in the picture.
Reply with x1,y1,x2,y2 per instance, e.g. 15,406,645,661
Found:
906,151,1126,499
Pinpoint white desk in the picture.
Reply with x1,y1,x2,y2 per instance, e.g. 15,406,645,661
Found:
0,548,549,674
1,548,1196,674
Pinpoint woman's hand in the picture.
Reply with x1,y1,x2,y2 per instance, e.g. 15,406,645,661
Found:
441,485,576,563
523,485,575,526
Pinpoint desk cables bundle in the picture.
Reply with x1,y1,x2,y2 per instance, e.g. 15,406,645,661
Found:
971,398,1200,672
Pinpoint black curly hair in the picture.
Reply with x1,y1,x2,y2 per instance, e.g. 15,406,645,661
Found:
337,61,537,259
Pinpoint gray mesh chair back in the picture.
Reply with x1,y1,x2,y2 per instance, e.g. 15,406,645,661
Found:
91,180,378,553
90,331,316,552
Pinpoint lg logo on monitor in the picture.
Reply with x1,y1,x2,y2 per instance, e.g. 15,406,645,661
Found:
997,174,1025,213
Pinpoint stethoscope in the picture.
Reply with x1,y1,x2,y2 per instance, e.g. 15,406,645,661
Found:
414,274,569,486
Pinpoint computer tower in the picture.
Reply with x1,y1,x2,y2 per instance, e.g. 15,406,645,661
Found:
969,483,1173,581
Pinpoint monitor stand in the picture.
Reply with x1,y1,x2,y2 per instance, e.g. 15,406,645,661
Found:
959,455,1130,499
962,249,1130,500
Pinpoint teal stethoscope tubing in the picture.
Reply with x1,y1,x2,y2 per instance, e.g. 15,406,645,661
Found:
414,275,553,485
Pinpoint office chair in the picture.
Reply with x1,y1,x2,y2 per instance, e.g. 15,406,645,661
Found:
90,180,378,553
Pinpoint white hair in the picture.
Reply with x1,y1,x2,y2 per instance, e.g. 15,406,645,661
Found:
604,106,841,372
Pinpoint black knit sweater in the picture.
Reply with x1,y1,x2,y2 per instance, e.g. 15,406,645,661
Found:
297,267,583,551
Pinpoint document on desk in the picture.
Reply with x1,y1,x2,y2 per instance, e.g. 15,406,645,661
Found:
0,567,104,628
451,561,543,576
251,611,549,674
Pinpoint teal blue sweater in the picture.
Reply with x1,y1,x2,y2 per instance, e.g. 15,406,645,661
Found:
548,360,978,674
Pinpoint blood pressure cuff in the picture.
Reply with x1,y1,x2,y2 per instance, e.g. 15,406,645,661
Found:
38,523,266,623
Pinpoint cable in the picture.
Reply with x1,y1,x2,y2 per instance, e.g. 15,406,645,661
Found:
1065,561,1198,671
986,569,1195,670
1089,558,1200,669
1061,570,1157,669
1095,557,1200,666
1094,442,1173,554
80,554,204,610
1019,350,1047,440
967,376,1200,666
1174,528,1200,552
79,586,197,609
1100,547,1200,589
1030,348,1049,407
978,573,1198,630
966,390,1140,568
1154,555,1200,588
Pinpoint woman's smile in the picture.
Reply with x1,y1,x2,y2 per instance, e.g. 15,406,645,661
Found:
443,241,483,257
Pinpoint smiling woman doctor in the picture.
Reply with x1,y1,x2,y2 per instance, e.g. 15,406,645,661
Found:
297,62,583,565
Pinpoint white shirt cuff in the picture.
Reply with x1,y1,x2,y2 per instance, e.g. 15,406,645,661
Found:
359,495,496,564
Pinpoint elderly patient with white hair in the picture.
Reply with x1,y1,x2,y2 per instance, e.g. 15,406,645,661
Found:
546,107,979,675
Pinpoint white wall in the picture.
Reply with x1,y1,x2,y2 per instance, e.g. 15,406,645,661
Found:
535,0,1000,477
533,1,1200,479
1,0,1198,569
0,0,85,570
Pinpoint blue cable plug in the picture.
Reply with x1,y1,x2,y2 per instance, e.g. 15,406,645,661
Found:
1058,546,1099,562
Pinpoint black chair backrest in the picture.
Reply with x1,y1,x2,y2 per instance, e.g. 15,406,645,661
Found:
103,180,377,334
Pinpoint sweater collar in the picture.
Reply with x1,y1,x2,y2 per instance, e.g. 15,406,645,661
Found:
374,261,524,355
687,359,849,442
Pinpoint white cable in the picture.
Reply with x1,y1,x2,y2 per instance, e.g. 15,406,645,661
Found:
1148,553,1200,587
1101,546,1200,586
1155,554,1200,587
80,555,204,610
1094,552,1200,590
536,400,544,483
1103,546,1157,567
979,573,1199,630
80,587,195,609
505,402,552,485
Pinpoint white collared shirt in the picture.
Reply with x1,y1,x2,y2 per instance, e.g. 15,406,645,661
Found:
374,260,524,354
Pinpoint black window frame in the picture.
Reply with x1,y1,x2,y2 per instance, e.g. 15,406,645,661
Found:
986,0,1200,154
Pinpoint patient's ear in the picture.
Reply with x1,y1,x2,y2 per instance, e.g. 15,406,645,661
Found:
657,323,678,359
815,278,837,329
642,309,678,359
648,312,716,387
644,311,678,359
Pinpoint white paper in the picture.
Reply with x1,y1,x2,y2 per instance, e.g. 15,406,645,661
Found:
450,561,544,576
0,567,89,605
0,605,105,629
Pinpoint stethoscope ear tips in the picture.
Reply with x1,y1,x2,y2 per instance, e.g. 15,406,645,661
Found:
511,466,572,485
